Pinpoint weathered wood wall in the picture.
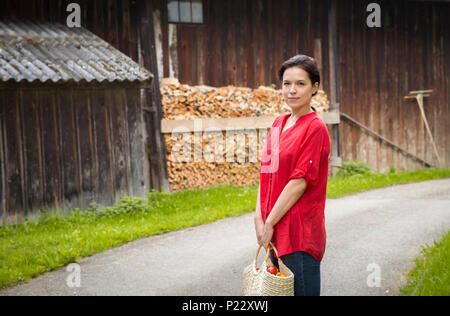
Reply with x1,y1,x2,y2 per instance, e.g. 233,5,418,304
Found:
153,0,449,171
0,0,169,191
0,85,148,224
0,0,171,224
152,0,330,91
337,0,449,171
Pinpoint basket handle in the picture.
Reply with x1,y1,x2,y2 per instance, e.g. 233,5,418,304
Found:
253,242,279,269
254,242,292,276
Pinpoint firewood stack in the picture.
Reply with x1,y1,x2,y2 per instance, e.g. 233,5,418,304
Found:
160,78,330,192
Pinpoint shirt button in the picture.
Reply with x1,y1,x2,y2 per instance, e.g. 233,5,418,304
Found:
309,160,313,163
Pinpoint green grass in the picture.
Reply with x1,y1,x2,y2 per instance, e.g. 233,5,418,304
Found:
0,185,258,289
0,164,449,290
327,164,450,199
399,231,450,296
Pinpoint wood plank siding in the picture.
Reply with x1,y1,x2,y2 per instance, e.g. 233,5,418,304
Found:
0,86,148,224
153,0,330,91
0,0,168,183
152,0,449,171
0,0,168,223
2,0,446,174
337,0,449,171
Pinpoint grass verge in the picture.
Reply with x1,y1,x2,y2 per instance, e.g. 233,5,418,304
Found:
0,185,258,289
327,167,450,198
399,230,450,296
0,167,449,290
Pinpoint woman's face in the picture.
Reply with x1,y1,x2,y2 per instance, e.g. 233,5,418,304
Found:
282,67,318,112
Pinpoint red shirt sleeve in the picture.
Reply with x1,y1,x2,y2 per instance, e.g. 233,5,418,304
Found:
288,123,327,187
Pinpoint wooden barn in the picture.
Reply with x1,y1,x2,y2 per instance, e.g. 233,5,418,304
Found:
0,20,167,224
150,0,449,172
0,0,449,222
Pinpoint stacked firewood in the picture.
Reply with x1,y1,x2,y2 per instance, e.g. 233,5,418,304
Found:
160,78,330,192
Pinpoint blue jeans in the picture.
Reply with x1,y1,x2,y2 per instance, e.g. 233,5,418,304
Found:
270,251,321,296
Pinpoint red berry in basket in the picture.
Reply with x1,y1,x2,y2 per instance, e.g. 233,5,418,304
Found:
267,265,278,275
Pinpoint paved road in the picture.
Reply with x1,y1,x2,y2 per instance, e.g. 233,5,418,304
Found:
1,178,449,296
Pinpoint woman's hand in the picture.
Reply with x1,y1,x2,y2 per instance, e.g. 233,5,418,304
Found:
260,221,274,250
255,217,264,246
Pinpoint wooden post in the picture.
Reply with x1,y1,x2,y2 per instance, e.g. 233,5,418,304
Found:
314,38,323,91
328,0,341,173
0,96,5,226
136,0,170,192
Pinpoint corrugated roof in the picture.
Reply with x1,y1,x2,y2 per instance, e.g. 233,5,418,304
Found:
0,21,153,84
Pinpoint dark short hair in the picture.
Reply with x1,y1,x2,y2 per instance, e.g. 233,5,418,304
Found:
279,55,320,96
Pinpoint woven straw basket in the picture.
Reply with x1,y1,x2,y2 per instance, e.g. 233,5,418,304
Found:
242,243,294,296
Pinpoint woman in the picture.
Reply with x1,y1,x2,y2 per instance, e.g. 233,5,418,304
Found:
254,55,330,296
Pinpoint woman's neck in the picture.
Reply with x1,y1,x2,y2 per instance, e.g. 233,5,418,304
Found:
291,105,313,121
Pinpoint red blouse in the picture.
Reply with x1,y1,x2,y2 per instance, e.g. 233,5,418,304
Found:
260,111,330,261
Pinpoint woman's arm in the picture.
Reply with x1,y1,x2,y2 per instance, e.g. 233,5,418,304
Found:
254,184,264,245
260,178,307,249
